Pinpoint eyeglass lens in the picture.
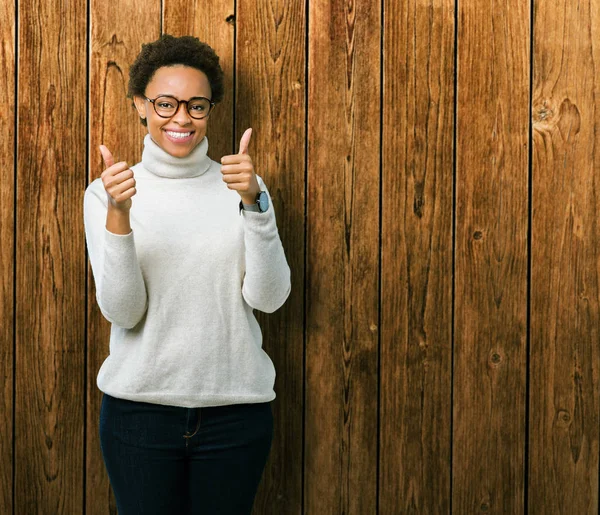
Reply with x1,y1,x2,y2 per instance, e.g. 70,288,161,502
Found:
153,96,211,119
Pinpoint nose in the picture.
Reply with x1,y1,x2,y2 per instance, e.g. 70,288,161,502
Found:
171,101,192,124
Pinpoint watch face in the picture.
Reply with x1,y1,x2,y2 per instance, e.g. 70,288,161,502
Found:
258,191,269,212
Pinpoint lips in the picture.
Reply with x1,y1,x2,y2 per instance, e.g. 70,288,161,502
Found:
164,129,195,143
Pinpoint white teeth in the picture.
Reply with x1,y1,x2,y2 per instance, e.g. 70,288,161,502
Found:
166,131,192,139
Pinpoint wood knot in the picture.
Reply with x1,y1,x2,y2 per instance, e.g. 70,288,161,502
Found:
555,409,571,428
413,182,424,218
557,98,581,142
533,98,555,124
489,351,502,367
46,84,57,118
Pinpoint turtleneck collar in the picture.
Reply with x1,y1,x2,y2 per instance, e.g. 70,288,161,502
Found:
141,134,212,179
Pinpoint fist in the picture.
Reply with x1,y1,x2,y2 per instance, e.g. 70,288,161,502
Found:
220,128,261,205
100,145,137,211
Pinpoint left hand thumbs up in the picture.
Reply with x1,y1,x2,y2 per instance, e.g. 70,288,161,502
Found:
220,128,260,204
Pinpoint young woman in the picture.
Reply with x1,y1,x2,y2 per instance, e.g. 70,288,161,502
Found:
84,34,291,514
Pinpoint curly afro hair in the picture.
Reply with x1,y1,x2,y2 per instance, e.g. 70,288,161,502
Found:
128,34,225,125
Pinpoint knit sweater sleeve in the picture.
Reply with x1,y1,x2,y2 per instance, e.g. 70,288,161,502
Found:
83,180,148,328
240,177,291,313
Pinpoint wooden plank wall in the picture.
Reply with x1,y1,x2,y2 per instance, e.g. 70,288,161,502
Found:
454,0,530,511
305,0,380,513
529,0,600,512
380,0,454,511
0,0,15,511
1,0,599,513
16,0,86,513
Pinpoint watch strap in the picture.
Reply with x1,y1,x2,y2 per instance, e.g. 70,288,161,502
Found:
239,190,269,214
240,200,261,212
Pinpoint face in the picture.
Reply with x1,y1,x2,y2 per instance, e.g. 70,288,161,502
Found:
134,65,212,158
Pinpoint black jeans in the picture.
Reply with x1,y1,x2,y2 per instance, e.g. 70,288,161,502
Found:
99,393,273,514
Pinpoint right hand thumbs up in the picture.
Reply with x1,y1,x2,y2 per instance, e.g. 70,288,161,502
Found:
100,145,137,211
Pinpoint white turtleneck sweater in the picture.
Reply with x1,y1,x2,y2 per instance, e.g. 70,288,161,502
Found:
83,135,291,408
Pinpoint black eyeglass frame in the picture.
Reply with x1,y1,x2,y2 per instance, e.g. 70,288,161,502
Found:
144,95,216,120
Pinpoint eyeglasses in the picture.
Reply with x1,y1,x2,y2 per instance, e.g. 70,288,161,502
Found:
145,95,215,120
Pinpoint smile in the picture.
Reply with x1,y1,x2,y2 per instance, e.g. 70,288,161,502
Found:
165,131,193,139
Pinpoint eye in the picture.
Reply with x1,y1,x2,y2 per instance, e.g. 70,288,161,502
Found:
157,101,175,109
189,103,207,112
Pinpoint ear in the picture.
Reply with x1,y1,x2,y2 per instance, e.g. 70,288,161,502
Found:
133,96,147,120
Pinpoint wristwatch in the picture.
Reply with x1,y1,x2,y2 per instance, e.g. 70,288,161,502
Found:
240,191,269,213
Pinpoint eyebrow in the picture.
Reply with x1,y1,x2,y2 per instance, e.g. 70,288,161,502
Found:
154,93,209,99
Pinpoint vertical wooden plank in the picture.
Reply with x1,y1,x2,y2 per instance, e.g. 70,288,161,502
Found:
305,0,380,513
163,0,234,161
87,1,160,512
529,0,600,512
380,0,454,512
16,0,86,510
235,1,305,512
0,0,15,511
453,0,529,512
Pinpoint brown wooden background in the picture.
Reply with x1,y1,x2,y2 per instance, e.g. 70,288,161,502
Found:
1,0,599,513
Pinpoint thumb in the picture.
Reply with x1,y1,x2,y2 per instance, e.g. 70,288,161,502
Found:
238,128,252,155
99,145,115,167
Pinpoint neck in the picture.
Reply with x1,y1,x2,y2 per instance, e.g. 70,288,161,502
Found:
141,134,211,179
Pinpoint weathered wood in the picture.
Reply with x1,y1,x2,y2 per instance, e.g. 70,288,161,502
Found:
0,0,15,511
380,0,454,512
8,0,600,511
453,0,530,512
305,0,380,513
163,0,234,162
87,1,160,512
235,0,305,513
16,0,86,511
529,0,600,512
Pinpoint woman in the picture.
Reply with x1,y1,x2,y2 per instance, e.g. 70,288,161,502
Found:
83,34,291,514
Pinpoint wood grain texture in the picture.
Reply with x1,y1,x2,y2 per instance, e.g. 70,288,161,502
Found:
453,0,529,512
87,1,160,512
305,0,380,513
529,0,600,512
163,0,235,162
380,0,454,512
0,0,15,511
16,0,86,511
7,0,600,511
235,1,305,513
